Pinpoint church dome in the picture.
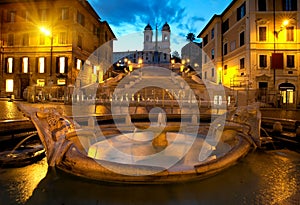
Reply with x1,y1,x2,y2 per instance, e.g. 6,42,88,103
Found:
144,23,152,30
162,22,170,32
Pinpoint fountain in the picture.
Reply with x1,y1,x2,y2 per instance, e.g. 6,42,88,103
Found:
16,101,260,183
0,132,45,168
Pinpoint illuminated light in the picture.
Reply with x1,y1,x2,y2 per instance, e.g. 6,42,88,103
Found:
98,69,104,82
180,65,184,72
6,79,13,92
7,57,13,73
138,58,143,64
76,59,82,70
23,57,29,73
37,79,45,87
57,79,66,85
40,27,51,36
182,59,186,64
59,57,65,73
171,59,175,64
129,65,133,72
38,57,45,73
93,65,97,75
282,19,289,27
124,58,128,63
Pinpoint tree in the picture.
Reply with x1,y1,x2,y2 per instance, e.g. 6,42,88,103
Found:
186,33,195,42
172,51,180,58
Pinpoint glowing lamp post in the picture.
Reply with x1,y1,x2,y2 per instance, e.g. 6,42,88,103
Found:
218,67,222,84
272,19,290,87
40,27,53,78
171,59,175,71
138,58,143,68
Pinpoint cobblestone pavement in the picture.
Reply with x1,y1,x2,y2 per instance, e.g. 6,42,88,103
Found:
1,100,300,121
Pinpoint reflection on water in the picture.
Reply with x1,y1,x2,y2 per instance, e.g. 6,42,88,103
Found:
0,150,299,205
0,158,48,204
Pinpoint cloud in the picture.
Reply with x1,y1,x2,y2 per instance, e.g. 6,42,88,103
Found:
88,0,204,36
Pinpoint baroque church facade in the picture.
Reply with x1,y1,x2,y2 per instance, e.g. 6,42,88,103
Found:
113,22,171,68
143,22,171,64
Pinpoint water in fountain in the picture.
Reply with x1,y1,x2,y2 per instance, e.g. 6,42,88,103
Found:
8,133,38,156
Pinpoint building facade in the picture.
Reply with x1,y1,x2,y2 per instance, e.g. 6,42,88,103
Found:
181,42,202,75
0,0,115,99
198,0,299,107
143,22,171,64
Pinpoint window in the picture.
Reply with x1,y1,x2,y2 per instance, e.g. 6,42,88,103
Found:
271,53,284,69
39,9,48,21
204,71,207,79
259,27,267,41
76,58,82,70
7,11,16,22
93,24,98,36
259,55,267,68
224,65,228,75
58,32,67,44
6,79,14,92
286,27,294,41
211,49,215,60
105,31,108,41
222,19,229,34
57,57,68,73
38,57,45,73
240,58,245,69
258,0,267,11
240,31,245,46
61,8,69,20
282,0,297,11
237,2,246,21
223,43,228,55
77,11,85,26
211,68,214,77
8,34,14,46
22,33,29,46
6,57,14,73
93,65,97,75
287,55,295,68
230,41,236,51
22,57,29,73
211,28,214,39
203,34,208,46
78,35,82,49
164,34,168,41
21,10,29,21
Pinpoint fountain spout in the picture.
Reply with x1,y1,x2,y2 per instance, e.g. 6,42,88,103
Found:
152,112,168,150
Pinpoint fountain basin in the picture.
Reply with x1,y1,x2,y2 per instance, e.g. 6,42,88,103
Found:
17,103,257,184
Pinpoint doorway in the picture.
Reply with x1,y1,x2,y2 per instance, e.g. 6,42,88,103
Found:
279,83,295,108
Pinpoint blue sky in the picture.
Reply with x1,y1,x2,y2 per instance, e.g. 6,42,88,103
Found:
88,0,232,54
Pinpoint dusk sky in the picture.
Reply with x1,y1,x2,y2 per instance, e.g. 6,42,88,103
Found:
88,0,232,54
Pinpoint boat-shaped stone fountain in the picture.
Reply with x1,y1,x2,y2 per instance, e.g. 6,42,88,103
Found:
17,101,261,184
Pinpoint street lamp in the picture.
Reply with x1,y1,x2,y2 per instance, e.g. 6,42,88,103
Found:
40,27,53,78
272,19,290,86
138,58,143,68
